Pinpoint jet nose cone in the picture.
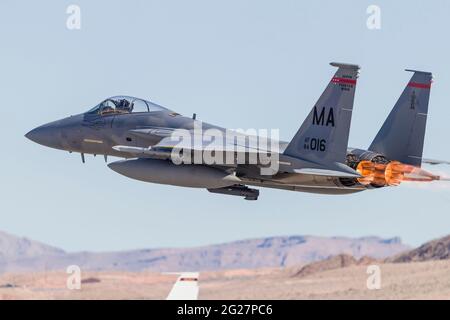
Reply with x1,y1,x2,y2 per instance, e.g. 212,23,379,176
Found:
25,123,63,149
25,128,41,143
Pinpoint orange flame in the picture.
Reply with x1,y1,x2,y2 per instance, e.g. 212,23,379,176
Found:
373,163,388,186
403,167,439,182
385,161,407,186
356,161,375,185
355,160,440,187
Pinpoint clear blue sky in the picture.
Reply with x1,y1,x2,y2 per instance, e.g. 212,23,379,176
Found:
1,0,449,251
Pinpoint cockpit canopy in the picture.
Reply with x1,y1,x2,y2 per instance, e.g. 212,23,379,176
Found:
87,96,169,116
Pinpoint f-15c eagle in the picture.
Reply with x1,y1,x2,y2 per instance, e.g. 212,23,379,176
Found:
26,63,449,200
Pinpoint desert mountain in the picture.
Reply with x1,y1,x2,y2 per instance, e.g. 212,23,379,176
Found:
0,230,64,266
292,254,379,278
389,234,450,263
0,231,410,273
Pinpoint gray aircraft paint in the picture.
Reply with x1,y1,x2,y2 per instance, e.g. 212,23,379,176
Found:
369,70,432,167
284,63,359,166
108,158,240,189
25,64,445,200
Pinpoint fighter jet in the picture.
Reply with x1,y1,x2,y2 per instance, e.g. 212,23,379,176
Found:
26,63,448,200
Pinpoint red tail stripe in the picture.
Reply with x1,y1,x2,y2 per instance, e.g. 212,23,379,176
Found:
408,82,431,89
180,278,198,282
331,77,357,85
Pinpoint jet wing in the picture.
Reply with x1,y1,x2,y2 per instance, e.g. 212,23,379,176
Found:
113,145,360,178
115,129,360,178
115,129,274,164
153,130,271,153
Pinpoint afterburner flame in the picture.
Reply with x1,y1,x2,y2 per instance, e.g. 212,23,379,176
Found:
355,160,388,186
355,160,440,187
385,161,408,186
356,161,374,185
373,163,388,186
403,167,439,182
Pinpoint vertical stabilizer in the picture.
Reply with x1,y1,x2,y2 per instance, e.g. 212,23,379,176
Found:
369,70,432,167
284,62,360,167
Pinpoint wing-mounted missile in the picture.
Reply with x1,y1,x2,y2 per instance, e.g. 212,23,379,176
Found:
128,127,175,139
112,145,172,160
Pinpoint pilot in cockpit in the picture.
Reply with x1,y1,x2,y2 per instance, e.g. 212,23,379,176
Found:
116,99,133,113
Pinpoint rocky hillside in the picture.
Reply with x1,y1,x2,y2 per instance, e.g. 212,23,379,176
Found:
389,235,450,263
0,231,410,273
292,254,379,277
0,230,64,270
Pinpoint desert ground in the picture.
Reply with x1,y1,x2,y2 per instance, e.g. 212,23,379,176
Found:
0,260,449,300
